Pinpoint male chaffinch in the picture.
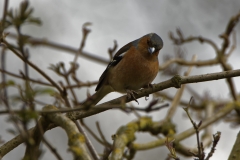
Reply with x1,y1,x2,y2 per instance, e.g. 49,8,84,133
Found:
84,33,163,106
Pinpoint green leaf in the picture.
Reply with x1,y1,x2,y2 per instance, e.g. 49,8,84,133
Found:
20,0,29,15
27,17,42,26
35,88,55,96
7,80,15,86
6,1,42,28
0,80,16,89
24,8,33,18
17,110,39,124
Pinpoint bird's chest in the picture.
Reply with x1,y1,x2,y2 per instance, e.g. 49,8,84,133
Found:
108,54,159,92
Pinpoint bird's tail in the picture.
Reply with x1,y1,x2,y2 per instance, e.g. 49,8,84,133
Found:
81,85,112,109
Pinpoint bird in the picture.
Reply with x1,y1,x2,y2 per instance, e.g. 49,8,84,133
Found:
83,33,163,107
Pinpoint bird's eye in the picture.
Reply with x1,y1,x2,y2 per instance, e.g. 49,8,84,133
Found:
147,40,152,46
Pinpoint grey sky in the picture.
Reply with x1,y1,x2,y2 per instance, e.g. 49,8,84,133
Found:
1,0,240,159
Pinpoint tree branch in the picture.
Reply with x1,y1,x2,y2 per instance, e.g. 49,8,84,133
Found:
42,105,92,160
1,69,240,157
7,33,109,65
228,130,240,160
132,101,239,150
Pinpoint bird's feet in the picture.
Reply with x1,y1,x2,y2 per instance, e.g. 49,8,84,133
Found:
143,83,154,100
126,89,139,104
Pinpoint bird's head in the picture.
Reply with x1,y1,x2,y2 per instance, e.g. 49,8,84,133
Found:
134,33,163,60
146,33,163,54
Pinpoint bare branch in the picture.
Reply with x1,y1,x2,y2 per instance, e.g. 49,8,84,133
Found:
7,33,109,65
3,40,63,93
169,28,219,52
0,68,53,86
165,55,196,120
159,58,218,70
42,105,92,160
1,68,240,158
74,22,92,63
132,101,237,150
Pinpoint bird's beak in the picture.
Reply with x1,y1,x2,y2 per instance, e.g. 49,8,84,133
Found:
148,47,155,54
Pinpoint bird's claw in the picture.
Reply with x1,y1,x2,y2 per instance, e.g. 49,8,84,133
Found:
142,84,154,100
149,83,154,88
126,90,139,104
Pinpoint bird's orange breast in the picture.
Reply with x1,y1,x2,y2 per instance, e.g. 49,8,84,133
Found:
107,47,159,93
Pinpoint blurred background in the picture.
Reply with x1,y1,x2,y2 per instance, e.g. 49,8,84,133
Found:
1,0,240,159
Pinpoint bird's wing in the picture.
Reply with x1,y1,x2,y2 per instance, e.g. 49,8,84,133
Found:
95,39,139,91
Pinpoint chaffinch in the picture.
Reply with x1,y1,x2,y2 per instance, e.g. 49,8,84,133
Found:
84,33,163,106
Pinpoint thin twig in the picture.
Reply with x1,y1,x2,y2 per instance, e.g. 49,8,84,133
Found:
81,120,107,146
108,40,118,60
1,48,8,105
74,22,91,63
226,30,236,57
165,55,197,120
3,40,63,93
205,132,221,160
96,122,111,147
7,33,108,65
0,0,8,38
154,92,205,110
5,39,72,109
76,121,100,160
169,28,219,52
62,65,78,104
217,12,240,115
0,69,53,86
201,102,214,149
159,58,218,70
64,81,98,89
183,97,205,159
42,137,63,160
